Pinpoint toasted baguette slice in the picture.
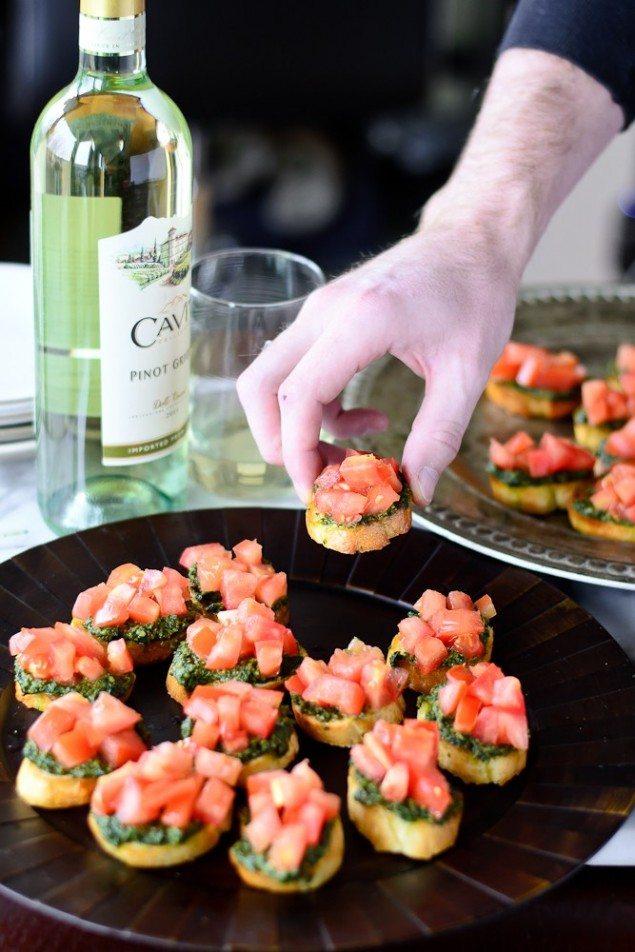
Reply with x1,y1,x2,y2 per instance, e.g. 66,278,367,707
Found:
387,629,493,695
88,811,230,868
573,420,619,454
291,696,405,747
567,501,635,543
229,815,344,893
16,757,98,808
305,501,411,555
347,766,461,860
485,380,579,419
237,728,300,785
488,474,592,515
15,677,134,712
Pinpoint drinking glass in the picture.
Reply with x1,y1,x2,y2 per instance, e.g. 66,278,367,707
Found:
190,248,325,497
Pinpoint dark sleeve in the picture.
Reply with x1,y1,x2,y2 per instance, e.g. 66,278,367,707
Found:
498,0,635,127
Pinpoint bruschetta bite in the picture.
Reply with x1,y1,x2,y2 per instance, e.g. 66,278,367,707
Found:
72,563,193,664
88,741,239,867
166,598,304,704
16,692,147,809
229,760,344,892
417,662,528,785
348,719,462,860
487,431,595,514
387,589,495,693
180,681,299,783
306,451,412,554
568,463,635,543
595,418,635,475
10,623,135,710
486,342,585,419
572,380,635,453
286,639,407,747
180,539,289,624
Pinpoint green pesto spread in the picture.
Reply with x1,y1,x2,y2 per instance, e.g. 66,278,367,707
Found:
351,766,462,824
417,687,515,761
501,379,580,401
229,817,334,883
312,480,411,529
92,811,203,847
487,462,592,488
15,661,134,702
181,710,295,762
84,611,192,647
23,738,110,778
290,693,344,722
572,496,635,527
168,641,302,694
573,408,624,430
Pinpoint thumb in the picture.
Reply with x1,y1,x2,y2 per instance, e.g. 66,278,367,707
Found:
401,367,483,506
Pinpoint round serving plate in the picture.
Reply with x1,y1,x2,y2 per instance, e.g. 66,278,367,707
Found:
345,285,635,589
0,508,634,950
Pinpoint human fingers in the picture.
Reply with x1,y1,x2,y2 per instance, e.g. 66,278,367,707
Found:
322,398,389,439
401,361,485,505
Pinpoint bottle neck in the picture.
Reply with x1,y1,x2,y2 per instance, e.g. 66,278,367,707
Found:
78,11,147,77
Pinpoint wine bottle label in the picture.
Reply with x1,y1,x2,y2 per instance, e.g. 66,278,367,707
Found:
79,12,145,56
98,213,192,466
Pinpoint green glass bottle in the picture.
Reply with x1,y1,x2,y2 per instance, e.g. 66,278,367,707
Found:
31,0,193,534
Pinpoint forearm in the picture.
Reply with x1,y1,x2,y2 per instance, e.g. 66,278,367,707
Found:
421,48,624,279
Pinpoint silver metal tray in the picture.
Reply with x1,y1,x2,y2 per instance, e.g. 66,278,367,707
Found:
345,286,635,589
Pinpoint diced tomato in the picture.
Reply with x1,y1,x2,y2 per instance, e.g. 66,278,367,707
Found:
114,776,159,825
526,448,552,478
220,729,250,753
362,732,394,769
179,542,228,570
195,747,242,786
184,694,219,725
270,773,307,810
72,583,109,621
329,644,383,682
255,572,287,609
363,484,400,516
52,722,98,769
49,639,76,684
27,705,76,752
413,589,447,621
91,693,141,734
268,823,307,873
373,720,398,748
127,595,161,625
255,640,283,678
380,762,409,802
106,638,134,674
196,556,231,594
232,539,263,566
107,564,143,588
474,595,496,620
99,729,147,769
296,801,326,846
187,618,220,659
245,802,282,852
390,723,437,768
161,775,204,828
583,379,627,426
614,475,635,507
491,675,526,713
453,630,486,660
606,419,635,459
307,788,340,820
339,453,384,491
314,463,341,489
75,655,105,681
138,742,194,781
617,343,635,374
437,679,468,716
93,586,135,628
137,569,166,596
58,623,106,662
236,598,275,623
291,759,323,792
296,657,329,686
397,615,435,654
302,674,366,715
447,591,473,610
496,710,529,750
488,438,517,470
314,488,368,525
471,707,500,745
53,691,91,716
205,624,243,671
240,700,278,738
409,767,452,819
468,664,501,705
413,635,448,673
429,608,485,643
155,584,187,617
250,687,284,708
162,566,190,594
360,660,401,710
90,763,136,815
217,694,242,733
284,674,305,695
220,570,258,610
453,695,482,734
191,720,221,749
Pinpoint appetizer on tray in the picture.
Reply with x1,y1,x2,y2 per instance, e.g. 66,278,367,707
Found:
595,418,635,474
568,463,635,542
417,662,528,785
16,692,147,809
348,719,462,860
229,760,344,892
611,343,635,386
573,380,635,452
10,622,135,710
72,563,193,664
387,589,495,693
180,681,299,783
306,451,412,554
88,741,239,868
486,342,585,419
487,431,595,514
285,639,407,747
180,539,288,623
166,598,303,703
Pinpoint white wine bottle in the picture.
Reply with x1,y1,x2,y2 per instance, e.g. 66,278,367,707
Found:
31,0,193,534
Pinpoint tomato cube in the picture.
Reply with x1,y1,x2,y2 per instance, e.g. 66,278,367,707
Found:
106,638,134,674
217,694,242,732
195,747,242,786
314,488,367,524
471,707,500,745
99,729,147,769
380,762,409,802
187,619,220,659
127,595,161,625
220,729,250,753
474,595,496,620
447,591,473,610
255,640,283,678
362,732,394,770
437,679,467,716
155,584,187,617
496,710,529,750
453,695,482,734
107,564,142,588
360,660,397,710
91,693,140,734
136,569,166,596
72,583,109,621
49,639,76,684
409,767,452,819
491,675,526,713
27,705,76,752
413,635,448,674
191,720,221,749
244,802,282,853
139,742,194,781
205,624,243,670
302,674,366,716
413,589,446,621
350,744,386,784
306,788,340,820
297,800,326,846
363,484,400,516
250,687,284,708
270,773,307,810
221,569,259,610
91,763,136,815
329,644,383,682
468,664,502,705
296,657,329,686
285,674,305,695
161,775,204,828
232,539,263,566
194,777,235,827
267,823,307,873
255,572,288,610
75,655,105,681
52,722,99,769
240,700,278,739
183,694,219,725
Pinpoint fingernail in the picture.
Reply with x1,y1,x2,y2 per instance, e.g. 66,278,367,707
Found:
415,466,439,505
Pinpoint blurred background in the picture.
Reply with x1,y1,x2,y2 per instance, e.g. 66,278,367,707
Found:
2,0,634,282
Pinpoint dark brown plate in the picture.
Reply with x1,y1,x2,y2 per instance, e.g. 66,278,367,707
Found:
0,508,634,950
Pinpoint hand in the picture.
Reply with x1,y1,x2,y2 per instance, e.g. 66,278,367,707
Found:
237,223,519,505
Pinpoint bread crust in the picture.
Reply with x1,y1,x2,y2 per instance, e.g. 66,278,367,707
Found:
573,421,617,453
87,810,230,868
305,501,412,555
229,815,344,892
387,630,493,695
567,502,635,543
488,474,592,515
237,728,299,785
485,380,579,419
346,766,461,860
15,678,134,712
291,696,405,747
16,757,97,808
